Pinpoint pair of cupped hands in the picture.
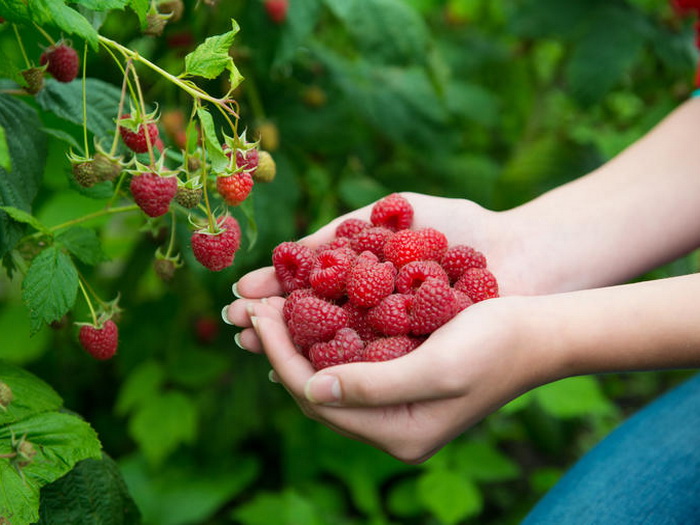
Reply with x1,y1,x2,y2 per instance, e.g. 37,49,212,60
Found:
224,193,555,463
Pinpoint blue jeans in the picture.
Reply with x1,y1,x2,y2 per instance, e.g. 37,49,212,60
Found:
522,373,700,525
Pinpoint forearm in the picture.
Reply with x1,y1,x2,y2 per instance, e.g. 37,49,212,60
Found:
498,97,700,294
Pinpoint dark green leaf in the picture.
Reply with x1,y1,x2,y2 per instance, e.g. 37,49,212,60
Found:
232,489,325,525
72,0,130,10
0,0,32,23
0,361,63,426
0,127,10,172
237,196,258,252
0,206,50,235
28,0,100,48
196,107,228,172
273,0,323,67
55,227,107,265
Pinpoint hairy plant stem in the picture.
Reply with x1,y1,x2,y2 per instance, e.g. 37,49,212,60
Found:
78,278,98,325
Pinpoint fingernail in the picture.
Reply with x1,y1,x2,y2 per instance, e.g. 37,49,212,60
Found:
234,332,247,350
232,282,242,298
268,369,279,383
246,302,256,317
221,305,233,325
305,374,341,405
250,315,259,332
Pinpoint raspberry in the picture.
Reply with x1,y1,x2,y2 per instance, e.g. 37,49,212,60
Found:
370,193,413,231
72,161,98,188
282,288,316,322
309,328,364,370
316,236,354,254
355,250,380,265
78,320,119,360
440,245,487,283
395,260,449,295
264,0,289,23
220,215,242,252
363,336,421,362
367,294,413,336
288,296,349,347
119,114,160,153
346,260,396,308
175,186,203,208
454,268,499,303
452,290,473,315
0,380,13,411
272,242,315,293
92,152,123,182
236,148,259,172
409,278,454,335
253,151,276,183
130,172,178,217
40,42,79,83
191,223,239,272
21,66,45,94
383,229,430,268
336,218,372,239
309,247,355,299
216,171,254,206
342,302,379,342
418,228,448,261
350,226,394,258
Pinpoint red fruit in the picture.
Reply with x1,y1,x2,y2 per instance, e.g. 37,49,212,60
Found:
409,277,454,335
418,227,448,261
309,328,364,370
309,247,355,299
454,267,499,303
350,226,394,258
272,242,315,293
220,215,242,252
195,316,219,345
40,43,79,83
367,294,413,336
342,302,379,342
288,296,349,347
130,173,178,217
363,336,420,362
264,0,289,23
119,114,160,153
283,288,316,322
370,193,414,231
440,245,487,283
452,290,473,315
316,236,354,254
79,320,119,360
336,218,372,239
235,148,259,172
191,227,239,271
217,171,254,206
395,260,449,295
383,229,430,268
346,260,396,308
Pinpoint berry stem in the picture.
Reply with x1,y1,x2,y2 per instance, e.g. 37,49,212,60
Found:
12,25,31,69
109,59,134,157
78,278,98,326
195,107,217,232
81,41,90,157
129,65,156,167
24,204,140,241
165,209,177,257
32,23,56,46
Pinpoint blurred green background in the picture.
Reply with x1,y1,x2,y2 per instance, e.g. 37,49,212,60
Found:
1,0,699,523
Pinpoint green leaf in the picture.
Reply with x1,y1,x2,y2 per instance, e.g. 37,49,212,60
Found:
0,0,32,23
534,376,616,418
37,455,141,525
21,246,79,335
128,0,148,28
237,196,258,252
232,489,325,525
273,0,323,67
417,468,482,525
114,360,166,416
0,306,51,365
196,107,228,172
128,391,197,467
0,361,63,426
0,206,51,235
451,439,520,483
72,0,130,9
183,20,243,88
0,95,48,259
55,227,107,265
28,0,100,48
0,126,10,172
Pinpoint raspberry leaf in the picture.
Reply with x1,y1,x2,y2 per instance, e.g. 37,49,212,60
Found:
417,468,482,525
0,362,62,426
0,125,10,171
0,206,51,236
55,227,108,266
196,107,228,172
184,20,244,89
237,197,258,251
28,0,100,48
21,246,79,335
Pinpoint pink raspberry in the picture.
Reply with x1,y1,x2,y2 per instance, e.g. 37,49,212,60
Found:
440,245,487,283
350,226,394,258
370,193,413,231
418,228,448,261
309,247,355,299
355,250,380,265
452,290,474,315
383,229,430,268
454,267,499,303
409,277,455,335
367,294,413,336
288,296,349,347
272,241,315,293
395,260,449,294
346,260,397,308
363,336,421,362
316,236,354,254
342,302,379,343
336,218,372,239
309,328,365,370
282,288,316,322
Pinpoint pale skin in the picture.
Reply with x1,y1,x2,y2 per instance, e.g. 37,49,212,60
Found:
224,98,700,464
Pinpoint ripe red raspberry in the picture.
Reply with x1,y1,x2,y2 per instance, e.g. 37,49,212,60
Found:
272,241,315,293
367,294,413,336
283,288,316,322
342,302,379,342
440,245,487,283
288,296,349,347
363,336,421,362
236,148,259,172
309,247,355,299
395,260,449,294
346,260,396,308
216,171,254,206
119,114,160,153
220,215,242,252
355,250,380,265
191,225,239,272
454,268,499,302
452,290,473,315
418,228,448,261
350,226,394,258
78,320,119,360
409,278,454,335
383,229,430,268
40,43,79,83
264,0,289,23
130,173,178,217
309,328,364,370
316,236,354,255
336,218,372,239
370,193,413,231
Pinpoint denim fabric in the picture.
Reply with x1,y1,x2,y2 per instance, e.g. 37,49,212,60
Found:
522,373,700,525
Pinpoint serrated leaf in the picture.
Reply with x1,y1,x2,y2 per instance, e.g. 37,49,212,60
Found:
21,246,79,335
55,227,107,265
128,0,148,28
0,126,11,172
196,107,228,172
28,0,100,48
72,0,129,9
0,0,32,23
183,20,243,88
38,455,141,525
417,469,482,525
0,361,63,426
41,127,82,150
0,206,50,235
237,197,258,252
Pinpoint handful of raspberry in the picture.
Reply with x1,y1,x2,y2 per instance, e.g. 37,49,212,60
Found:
272,194,499,370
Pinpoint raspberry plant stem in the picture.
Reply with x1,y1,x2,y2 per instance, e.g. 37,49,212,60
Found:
129,65,156,166
32,23,55,46
81,42,89,157
78,278,98,325
12,25,31,69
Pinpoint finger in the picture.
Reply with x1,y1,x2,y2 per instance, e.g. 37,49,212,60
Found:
235,327,264,353
235,267,283,298
224,297,285,328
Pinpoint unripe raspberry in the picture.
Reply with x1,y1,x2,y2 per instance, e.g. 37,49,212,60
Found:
0,381,13,411
21,67,45,94
252,151,276,183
